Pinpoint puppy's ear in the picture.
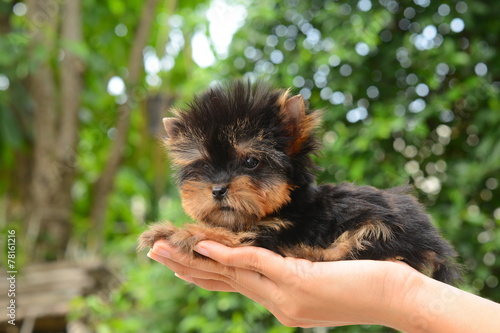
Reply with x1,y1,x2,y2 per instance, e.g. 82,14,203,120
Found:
279,93,321,155
283,94,306,127
162,117,180,139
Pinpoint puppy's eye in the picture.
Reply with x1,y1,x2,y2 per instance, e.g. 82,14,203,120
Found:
243,156,259,169
192,160,210,170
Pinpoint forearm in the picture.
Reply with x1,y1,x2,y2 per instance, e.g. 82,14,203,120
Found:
390,273,500,333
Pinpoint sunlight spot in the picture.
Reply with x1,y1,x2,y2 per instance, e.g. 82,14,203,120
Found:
357,0,372,12
450,18,465,33
270,50,284,64
422,25,437,39
0,74,10,91
436,63,449,76
146,74,161,87
494,207,500,220
474,62,488,76
438,4,450,16
486,178,498,190
107,76,125,96
320,87,333,100
339,64,352,76
414,0,430,7
207,0,247,57
115,23,128,37
456,2,468,14
409,98,426,113
418,176,441,194
367,86,379,99
329,54,341,67
346,107,368,123
415,83,429,97
13,3,27,16
299,87,312,100
330,91,345,105
436,124,452,138
483,252,496,266
355,42,370,56
192,30,216,68
405,160,420,175
144,52,161,74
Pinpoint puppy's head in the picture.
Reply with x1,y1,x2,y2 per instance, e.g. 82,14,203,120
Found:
163,81,321,231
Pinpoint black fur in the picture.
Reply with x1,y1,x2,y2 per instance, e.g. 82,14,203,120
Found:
257,183,461,284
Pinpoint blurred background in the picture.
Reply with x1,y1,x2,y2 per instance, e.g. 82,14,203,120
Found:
0,0,499,332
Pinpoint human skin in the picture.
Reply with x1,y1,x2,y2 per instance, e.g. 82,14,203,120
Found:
147,240,500,332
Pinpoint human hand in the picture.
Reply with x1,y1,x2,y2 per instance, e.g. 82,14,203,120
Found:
147,240,420,328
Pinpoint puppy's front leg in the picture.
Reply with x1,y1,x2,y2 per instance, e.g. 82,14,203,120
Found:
138,222,256,256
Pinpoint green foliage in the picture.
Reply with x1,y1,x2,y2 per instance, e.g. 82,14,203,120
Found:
73,270,293,333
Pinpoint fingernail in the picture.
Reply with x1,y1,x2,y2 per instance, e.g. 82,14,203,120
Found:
175,273,195,283
147,250,165,266
147,250,158,261
194,244,210,257
152,245,171,258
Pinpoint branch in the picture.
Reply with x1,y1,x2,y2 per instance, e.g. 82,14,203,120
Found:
58,0,84,159
0,1,14,34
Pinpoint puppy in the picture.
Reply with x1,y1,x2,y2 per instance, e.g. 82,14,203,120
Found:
138,80,461,284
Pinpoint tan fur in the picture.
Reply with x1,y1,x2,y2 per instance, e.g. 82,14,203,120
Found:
179,180,215,221
276,88,292,108
279,220,395,262
256,217,293,231
419,250,440,277
330,220,393,256
179,175,293,231
233,136,266,159
276,91,322,156
290,110,322,155
168,145,204,166
279,243,330,261
137,221,256,253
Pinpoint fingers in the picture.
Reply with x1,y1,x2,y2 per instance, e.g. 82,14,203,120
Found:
193,240,291,282
187,274,271,308
147,241,283,306
147,241,270,295
191,241,291,296
148,241,223,281
176,274,236,292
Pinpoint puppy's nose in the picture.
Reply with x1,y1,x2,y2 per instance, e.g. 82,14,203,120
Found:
212,185,229,201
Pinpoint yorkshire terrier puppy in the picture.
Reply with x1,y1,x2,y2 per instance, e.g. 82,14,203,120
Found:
138,80,461,285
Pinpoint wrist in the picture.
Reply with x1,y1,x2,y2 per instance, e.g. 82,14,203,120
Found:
371,262,429,332
385,267,462,333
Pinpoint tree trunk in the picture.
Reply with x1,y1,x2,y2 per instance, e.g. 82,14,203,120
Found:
25,0,83,260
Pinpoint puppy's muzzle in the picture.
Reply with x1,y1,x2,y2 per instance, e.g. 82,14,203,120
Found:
212,185,229,201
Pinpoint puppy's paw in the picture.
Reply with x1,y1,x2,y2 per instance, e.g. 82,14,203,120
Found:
167,225,206,255
137,221,179,251
167,224,256,258
138,222,256,257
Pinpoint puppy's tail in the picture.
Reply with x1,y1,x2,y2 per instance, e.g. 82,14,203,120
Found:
432,255,463,286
